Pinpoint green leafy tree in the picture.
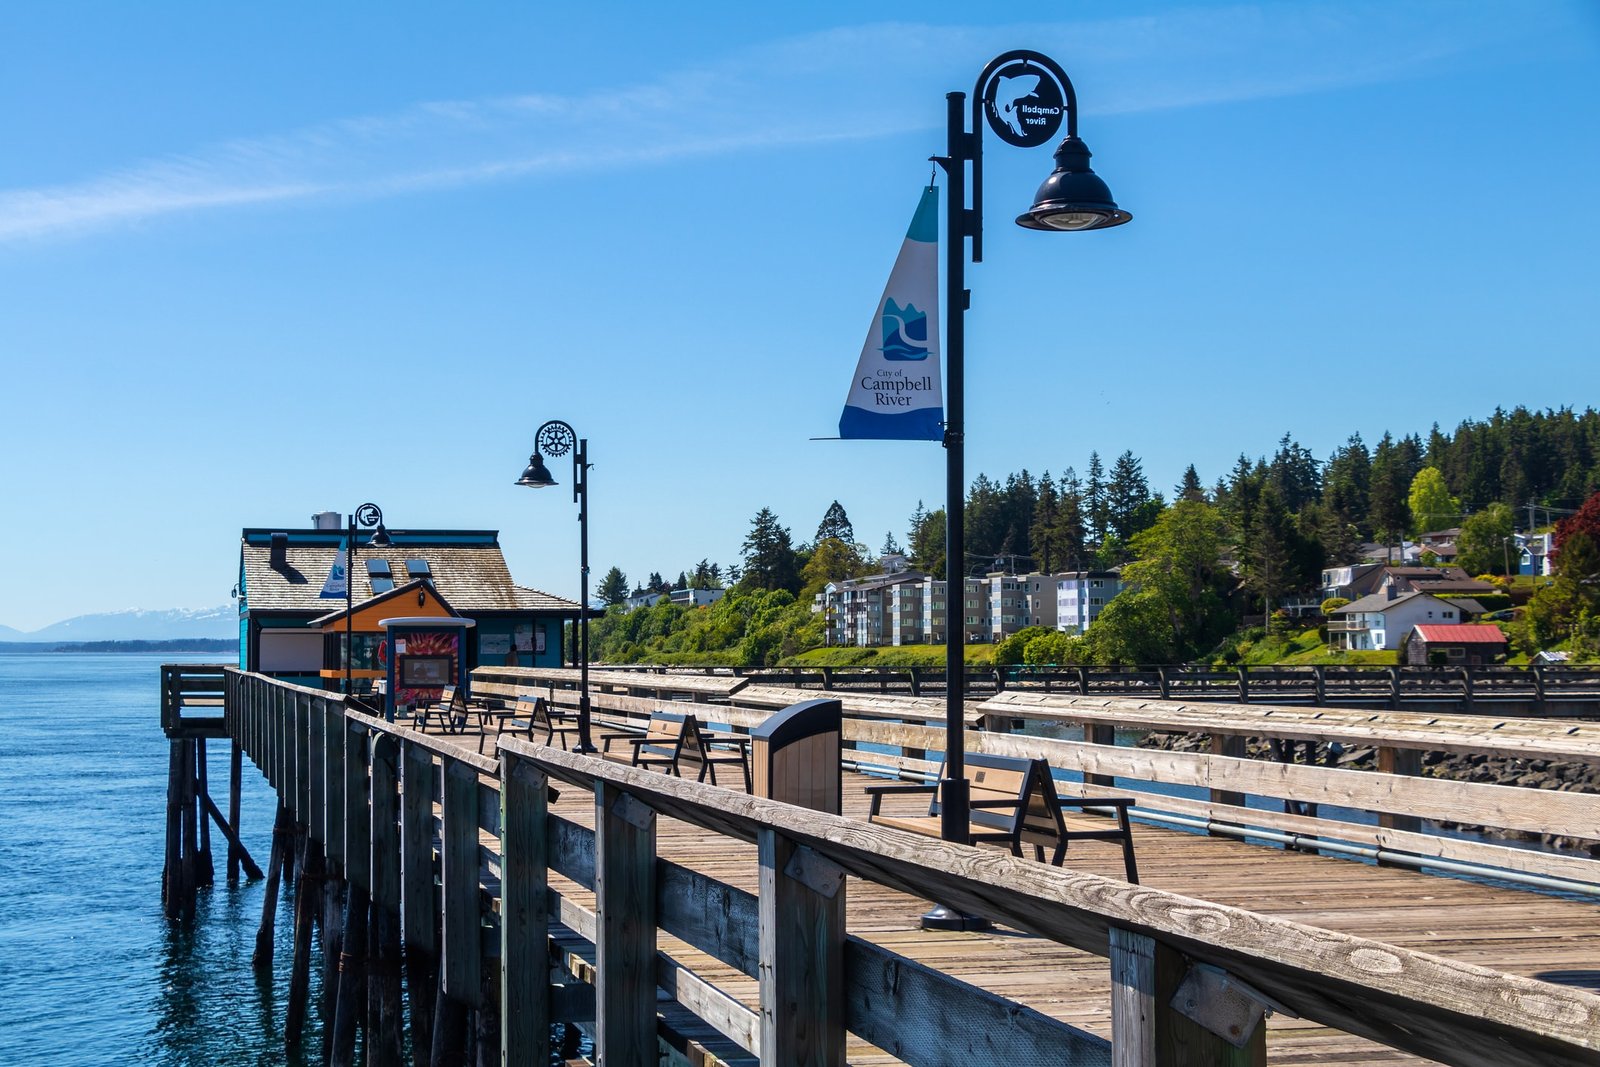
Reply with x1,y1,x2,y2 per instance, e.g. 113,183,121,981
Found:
1407,466,1461,536
815,500,854,545
799,537,871,598
1023,631,1088,665
740,508,801,593
995,625,1053,665
1456,503,1516,575
596,566,630,607
1087,500,1235,664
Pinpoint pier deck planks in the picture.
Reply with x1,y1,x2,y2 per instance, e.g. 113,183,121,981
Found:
416,725,1599,1067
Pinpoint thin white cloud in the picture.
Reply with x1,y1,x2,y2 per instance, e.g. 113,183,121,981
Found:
0,2,1569,244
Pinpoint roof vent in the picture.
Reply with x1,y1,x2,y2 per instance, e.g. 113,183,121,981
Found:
269,532,289,571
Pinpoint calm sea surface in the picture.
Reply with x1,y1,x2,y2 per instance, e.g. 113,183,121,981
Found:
0,653,317,1066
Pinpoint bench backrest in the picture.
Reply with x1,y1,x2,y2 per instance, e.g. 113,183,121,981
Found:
643,711,695,754
930,753,1061,839
516,695,552,724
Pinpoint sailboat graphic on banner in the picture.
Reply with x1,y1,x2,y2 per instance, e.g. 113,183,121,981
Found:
838,186,943,440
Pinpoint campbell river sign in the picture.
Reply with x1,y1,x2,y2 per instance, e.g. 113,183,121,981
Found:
980,51,1071,149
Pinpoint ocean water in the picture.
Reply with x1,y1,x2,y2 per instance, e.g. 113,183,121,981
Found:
0,653,314,1066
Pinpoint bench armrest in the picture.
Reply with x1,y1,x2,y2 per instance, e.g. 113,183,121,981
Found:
864,781,936,817
1056,796,1135,809
969,798,1022,809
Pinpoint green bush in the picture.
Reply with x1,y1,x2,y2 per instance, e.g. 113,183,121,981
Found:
1320,597,1351,616
994,626,1054,665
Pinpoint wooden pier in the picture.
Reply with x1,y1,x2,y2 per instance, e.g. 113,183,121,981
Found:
162,664,1600,1066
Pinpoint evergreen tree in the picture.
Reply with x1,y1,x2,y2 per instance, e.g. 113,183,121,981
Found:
1176,464,1206,502
1369,433,1413,558
741,508,801,593
596,566,630,606
1106,451,1151,540
647,571,668,593
1030,473,1061,572
907,500,946,576
1053,468,1088,570
814,500,854,545
1084,452,1108,545
1322,433,1372,534
964,473,1005,561
1268,433,1321,512
880,531,903,556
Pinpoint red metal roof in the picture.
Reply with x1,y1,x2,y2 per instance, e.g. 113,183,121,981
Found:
1412,624,1508,645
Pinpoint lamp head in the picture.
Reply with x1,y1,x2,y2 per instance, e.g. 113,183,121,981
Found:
367,524,392,549
1016,136,1132,232
516,453,557,489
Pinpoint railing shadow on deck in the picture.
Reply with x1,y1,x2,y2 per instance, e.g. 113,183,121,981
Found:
208,666,1600,1067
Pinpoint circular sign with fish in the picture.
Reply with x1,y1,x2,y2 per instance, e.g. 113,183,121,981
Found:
980,54,1067,148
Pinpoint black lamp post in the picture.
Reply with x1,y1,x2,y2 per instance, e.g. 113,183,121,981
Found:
345,502,390,695
516,419,597,753
929,51,1130,930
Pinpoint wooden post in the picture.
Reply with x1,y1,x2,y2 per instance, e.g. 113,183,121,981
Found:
369,734,405,1067
1086,725,1117,788
758,830,846,1067
180,739,200,917
401,741,439,1064
286,833,321,1051
228,738,244,883
1158,667,1170,700
163,740,185,919
594,783,657,1067
1209,735,1247,826
500,756,550,1067
1461,667,1475,712
253,802,290,971
1236,667,1250,704
1388,667,1402,710
1376,746,1423,843
325,700,347,876
322,875,346,1060
331,885,369,1067
1313,666,1326,707
1534,664,1547,714
439,760,482,1007
1110,927,1266,1066
196,738,215,889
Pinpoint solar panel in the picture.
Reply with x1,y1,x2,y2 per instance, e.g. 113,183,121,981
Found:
405,559,432,577
371,577,395,594
367,559,392,577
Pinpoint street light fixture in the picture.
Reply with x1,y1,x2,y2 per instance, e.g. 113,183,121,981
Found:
516,419,597,753
345,502,390,695
929,50,1130,930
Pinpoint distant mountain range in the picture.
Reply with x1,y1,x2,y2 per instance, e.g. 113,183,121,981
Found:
1,606,235,643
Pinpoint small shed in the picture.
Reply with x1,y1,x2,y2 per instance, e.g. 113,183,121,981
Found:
309,578,461,691
1405,624,1508,666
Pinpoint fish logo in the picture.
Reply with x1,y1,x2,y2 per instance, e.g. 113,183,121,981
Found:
991,74,1041,139
881,299,929,361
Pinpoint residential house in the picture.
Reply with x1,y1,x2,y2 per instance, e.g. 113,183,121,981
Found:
1319,563,1385,602
1379,566,1498,599
1404,624,1508,666
1327,589,1468,651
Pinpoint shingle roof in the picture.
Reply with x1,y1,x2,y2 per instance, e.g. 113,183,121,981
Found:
1335,590,1429,614
1412,624,1508,645
241,531,578,615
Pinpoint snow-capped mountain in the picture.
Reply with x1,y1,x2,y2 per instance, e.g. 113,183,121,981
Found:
8,606,236,643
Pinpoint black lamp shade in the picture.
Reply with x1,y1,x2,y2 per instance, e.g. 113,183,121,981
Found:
1016,137,1132,232
367,525,392,549
517,453,557,488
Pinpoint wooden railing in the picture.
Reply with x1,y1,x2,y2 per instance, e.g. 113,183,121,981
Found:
495,667,1600,895
572,663,1600,714
218,666,1600,1067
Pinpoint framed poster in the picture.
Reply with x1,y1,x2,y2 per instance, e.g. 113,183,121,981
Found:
481,633,511,656
535,627,546,654
514,623,534,652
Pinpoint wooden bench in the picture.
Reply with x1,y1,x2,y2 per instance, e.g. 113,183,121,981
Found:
485,695,581,754
415,685,497,734
866,752,1140,883
601,711,752,790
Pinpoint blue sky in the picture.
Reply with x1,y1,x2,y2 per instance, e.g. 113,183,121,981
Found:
1,2,1597,630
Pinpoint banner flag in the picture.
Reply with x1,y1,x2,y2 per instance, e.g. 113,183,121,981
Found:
319,547,348,599
838,186,943,440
